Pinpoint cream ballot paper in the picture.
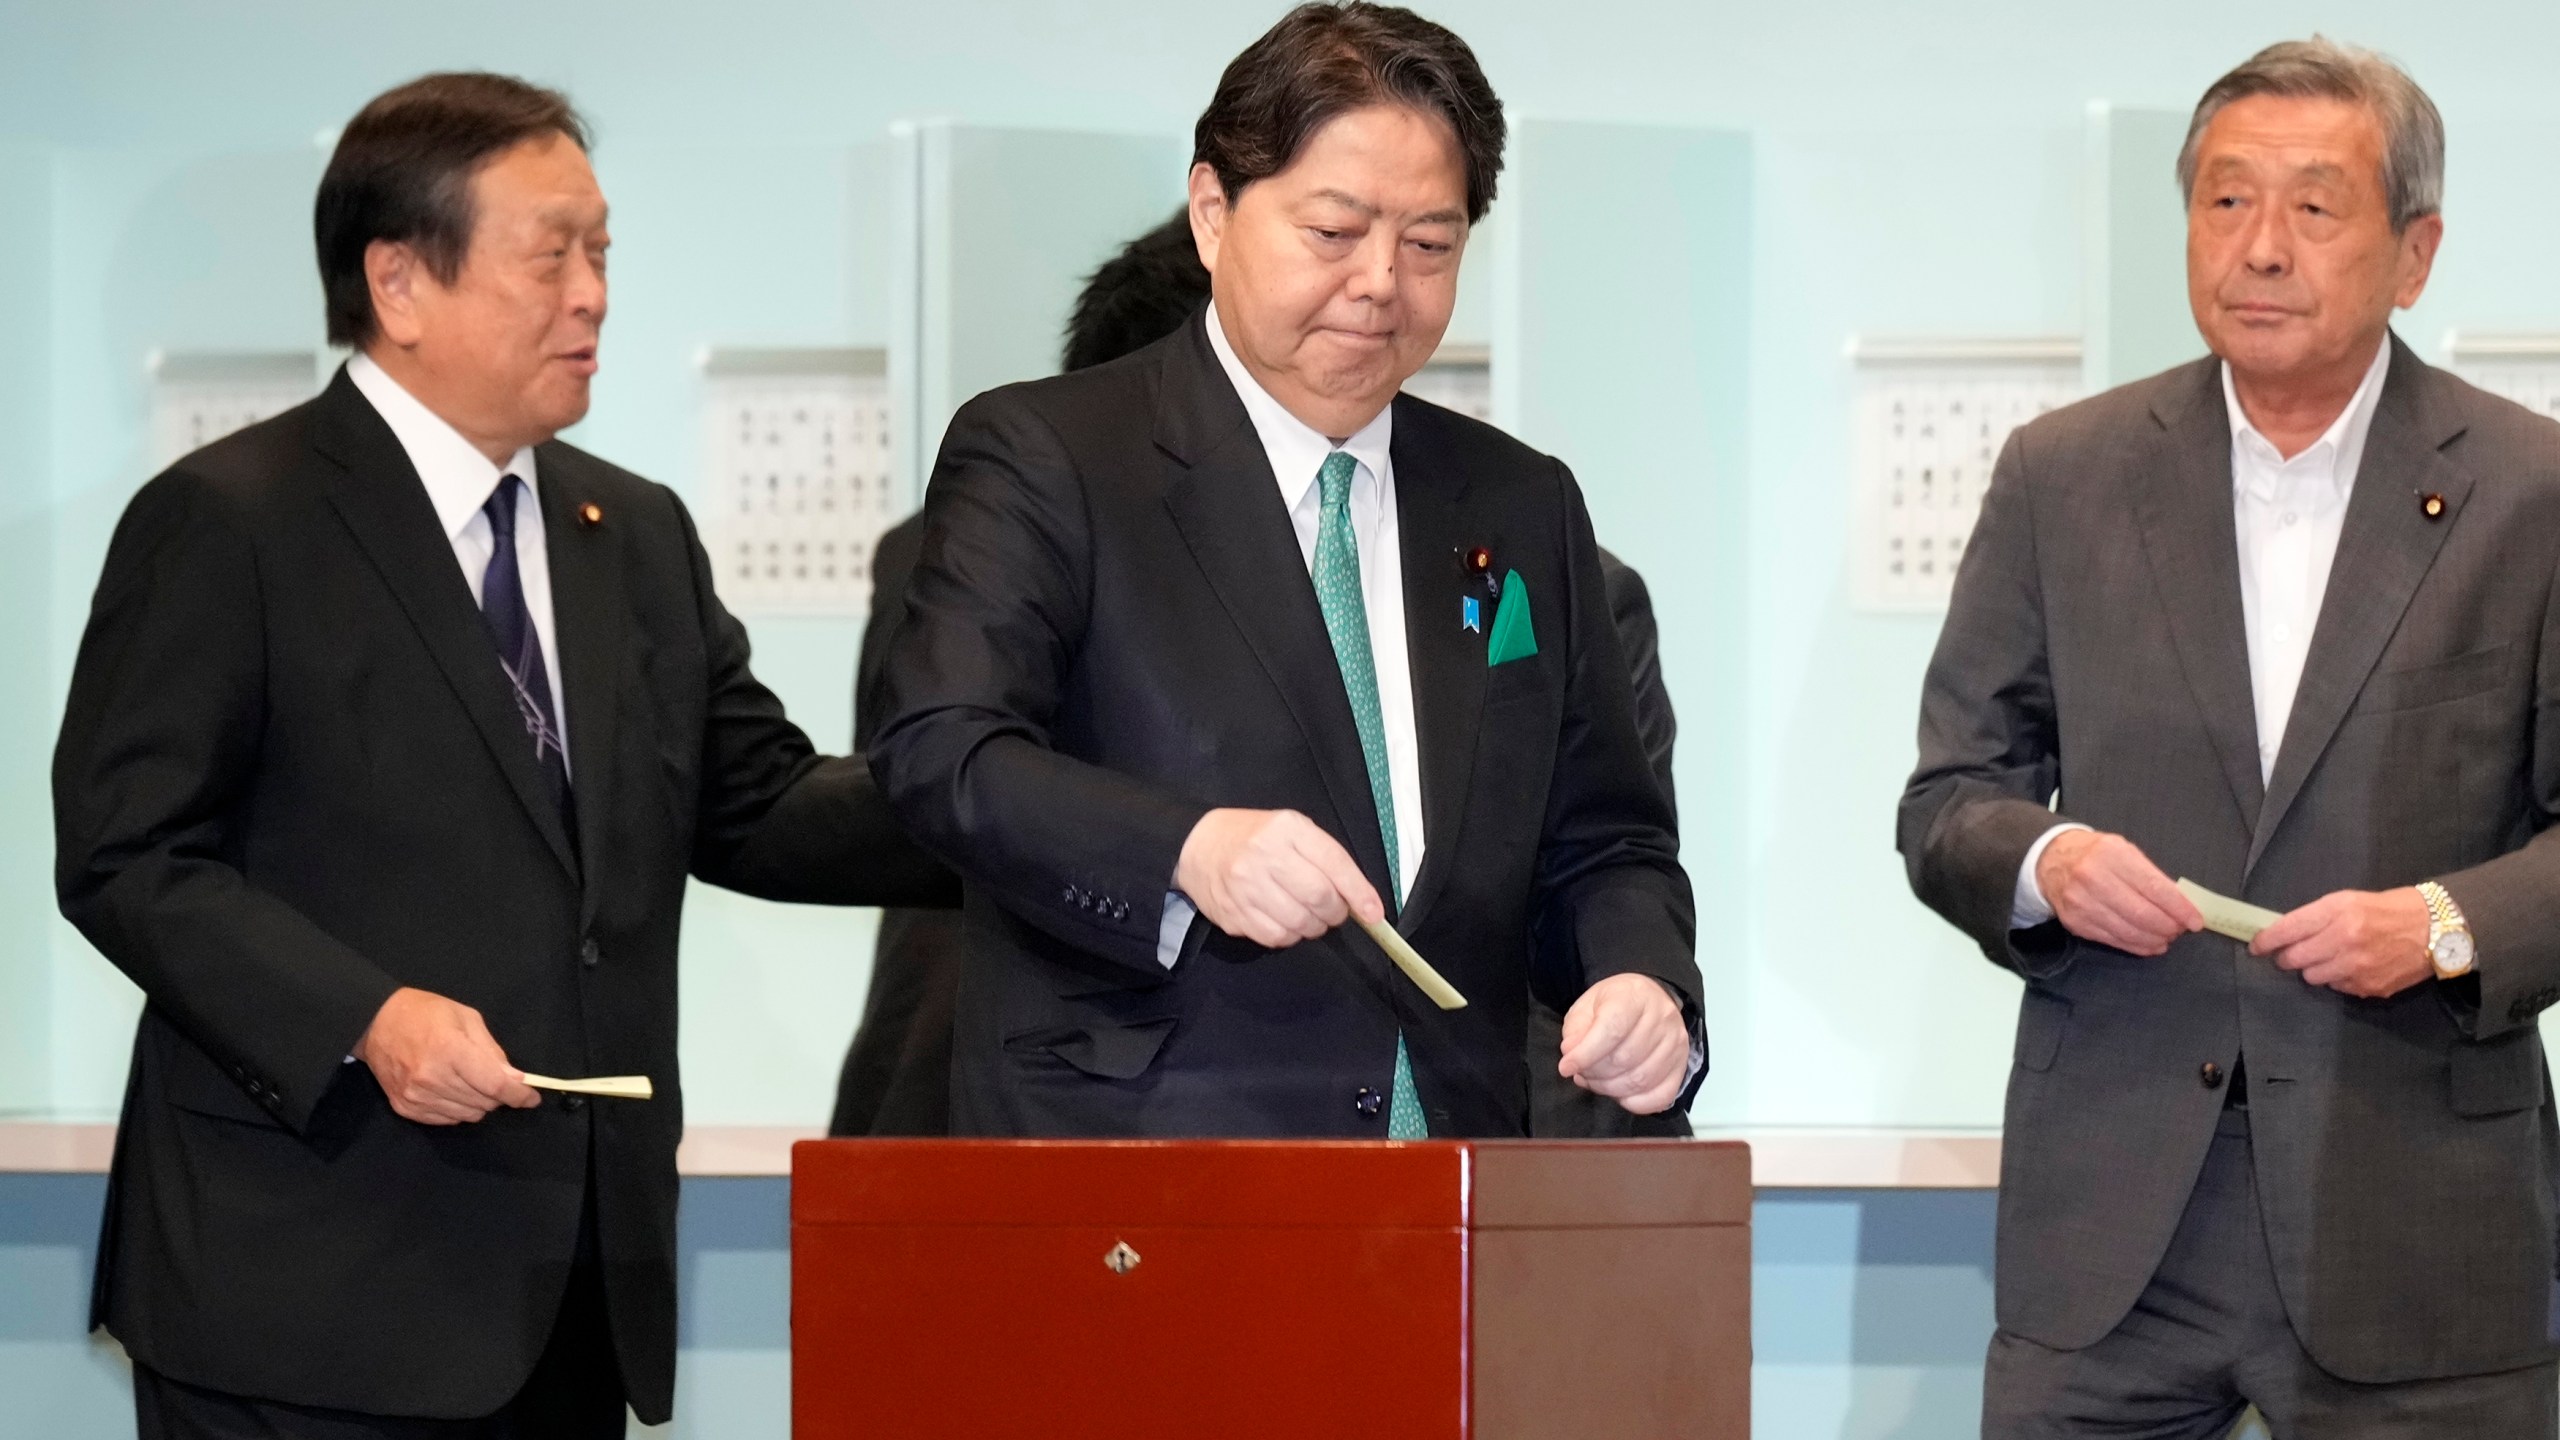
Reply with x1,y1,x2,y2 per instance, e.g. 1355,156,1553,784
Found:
2175,879,2282,944
521,1073,654,1100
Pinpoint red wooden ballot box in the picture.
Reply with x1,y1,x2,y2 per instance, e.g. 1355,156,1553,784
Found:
791,1139,1751,1439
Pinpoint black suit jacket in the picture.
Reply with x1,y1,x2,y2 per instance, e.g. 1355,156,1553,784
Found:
830,512,965,1137
53,369,951,1422
871,314,1702,1138
1527,547,1692,1139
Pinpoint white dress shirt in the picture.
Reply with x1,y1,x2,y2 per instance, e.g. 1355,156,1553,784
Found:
347,351,570,777
2012,338,2391,927
1156,305,1424,966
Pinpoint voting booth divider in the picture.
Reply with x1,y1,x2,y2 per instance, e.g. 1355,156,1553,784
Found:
790,1139,1753,1438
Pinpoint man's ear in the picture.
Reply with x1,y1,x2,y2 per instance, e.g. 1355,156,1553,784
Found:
1187,163,1229,275
366,238,428,348
2394,212,2445,310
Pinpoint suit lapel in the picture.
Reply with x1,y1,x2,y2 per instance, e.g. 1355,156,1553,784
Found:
312,370,580,881
535,448,625,918
1153,317,1398,903
2134,361,2266,836
1386,399,1481,934
2249,344,2473,872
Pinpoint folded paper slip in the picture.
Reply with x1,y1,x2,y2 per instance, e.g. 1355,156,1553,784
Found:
522,1073,654,1099
1358,917,1469,1010
2175,879,2282,944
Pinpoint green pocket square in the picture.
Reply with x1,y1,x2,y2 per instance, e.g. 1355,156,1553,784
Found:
1487,570,1537,666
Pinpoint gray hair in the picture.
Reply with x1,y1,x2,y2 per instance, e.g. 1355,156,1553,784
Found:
2175,37,2444,233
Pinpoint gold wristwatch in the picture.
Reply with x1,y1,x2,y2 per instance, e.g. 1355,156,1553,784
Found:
2416,880,2476,979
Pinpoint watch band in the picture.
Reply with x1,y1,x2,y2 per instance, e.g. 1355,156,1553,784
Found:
2417,880,2465,931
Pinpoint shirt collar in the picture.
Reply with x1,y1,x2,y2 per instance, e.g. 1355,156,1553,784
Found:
1203,301,1394,508
346,351,540,542
2221,334,2391,502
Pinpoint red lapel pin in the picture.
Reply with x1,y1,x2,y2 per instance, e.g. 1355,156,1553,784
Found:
578,502,604,529
2419,492,2445,521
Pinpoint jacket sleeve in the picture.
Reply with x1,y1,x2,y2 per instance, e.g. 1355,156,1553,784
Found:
2436,540,2560,1040
672,489,957,908
1599,550,1679,824
866,392,1210,979
1896,427,2082,979
1531,465,1706,1103
53,470,403,1133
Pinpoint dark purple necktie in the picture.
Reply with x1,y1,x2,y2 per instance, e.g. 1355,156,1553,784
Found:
480,476,573,837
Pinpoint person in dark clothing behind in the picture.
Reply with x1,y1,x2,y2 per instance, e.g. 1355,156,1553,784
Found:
829,206,1687,1138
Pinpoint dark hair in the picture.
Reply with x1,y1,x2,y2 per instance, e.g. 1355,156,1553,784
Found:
314,72,590,348
1193,2,1505,225
1062,210,1213,371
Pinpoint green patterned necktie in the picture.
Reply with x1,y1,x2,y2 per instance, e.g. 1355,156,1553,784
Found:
1311,451,1427,1140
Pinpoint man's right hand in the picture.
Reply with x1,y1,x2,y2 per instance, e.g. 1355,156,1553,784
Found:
2036,829,2203,956
352,986,542,1125
1174,808,1384,949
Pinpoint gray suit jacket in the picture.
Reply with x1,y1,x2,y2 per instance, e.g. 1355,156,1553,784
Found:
1901,335,2560,1383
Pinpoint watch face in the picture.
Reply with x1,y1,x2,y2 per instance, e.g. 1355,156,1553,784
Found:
2434,929,2477,974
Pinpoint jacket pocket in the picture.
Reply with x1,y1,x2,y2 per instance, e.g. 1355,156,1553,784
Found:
2014,988,2070,1073
2450,1028,2547,1117
1008,1018,1177,1081
2357,643,2512,715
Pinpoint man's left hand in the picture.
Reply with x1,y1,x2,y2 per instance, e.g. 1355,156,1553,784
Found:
2251,887,2433,999
1559,973,1689,1115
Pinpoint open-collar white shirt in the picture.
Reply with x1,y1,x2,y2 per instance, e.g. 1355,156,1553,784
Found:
1157,306,1423,966
2012,336,2392,927
347,350,569,776
2226,335,2391,783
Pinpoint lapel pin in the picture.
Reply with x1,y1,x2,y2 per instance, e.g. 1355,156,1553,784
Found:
1461,545,1499,597
2419,492,2445,521
578,502,604,529
1462,596,1481,632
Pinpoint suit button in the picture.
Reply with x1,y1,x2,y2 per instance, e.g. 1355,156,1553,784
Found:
1354,1087,1384,1118
2200,1061,2225,1090
1061,885,1077,905
580,938,601,969
563,1094,586,1113
1112,901,1130,921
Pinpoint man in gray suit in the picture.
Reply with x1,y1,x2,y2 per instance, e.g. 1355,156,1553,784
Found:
1902,39,2560,1435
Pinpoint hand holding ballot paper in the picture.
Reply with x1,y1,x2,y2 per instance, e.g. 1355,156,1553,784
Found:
2042,831,2436,1001
2033,828,2205,955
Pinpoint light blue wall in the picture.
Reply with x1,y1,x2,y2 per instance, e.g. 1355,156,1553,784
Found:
0,143,53,1111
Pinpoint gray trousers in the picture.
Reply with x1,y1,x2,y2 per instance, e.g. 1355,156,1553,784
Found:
1985,1105,2557,1439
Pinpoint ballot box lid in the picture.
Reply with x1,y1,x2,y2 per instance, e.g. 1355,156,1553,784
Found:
791,1138,1750,1231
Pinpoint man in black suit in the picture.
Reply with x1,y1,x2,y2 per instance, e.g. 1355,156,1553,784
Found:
830,213,1211,1137
872,2,1703,1139
54,73,949,1437
836,202,1691,1139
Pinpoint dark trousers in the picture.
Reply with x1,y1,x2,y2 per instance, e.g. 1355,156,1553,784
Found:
1985,1104,2558,1439
133,1189,624,1440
